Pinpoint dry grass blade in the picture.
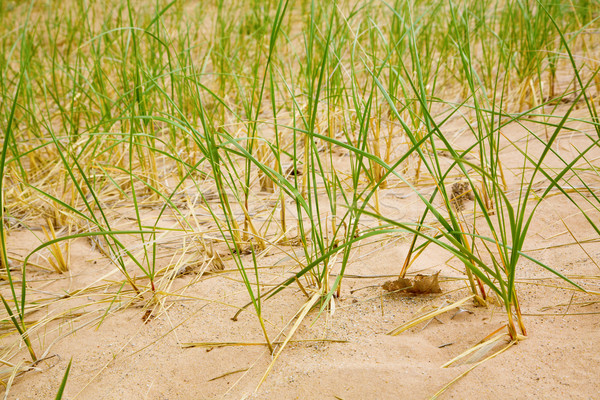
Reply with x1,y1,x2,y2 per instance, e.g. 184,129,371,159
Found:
182,338,347,350
387,295,476,336
208,368,249,382
2,361,24,399
41,219,69,273
256,291,321,391
441,333,512,368
431,339,517,400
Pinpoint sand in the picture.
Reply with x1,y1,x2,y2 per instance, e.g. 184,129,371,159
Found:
3,103,600,400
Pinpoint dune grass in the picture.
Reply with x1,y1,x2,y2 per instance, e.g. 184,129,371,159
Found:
1,0,599,395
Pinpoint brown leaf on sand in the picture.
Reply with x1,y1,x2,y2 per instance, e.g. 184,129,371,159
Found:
382,277,412,292
382,271,442,294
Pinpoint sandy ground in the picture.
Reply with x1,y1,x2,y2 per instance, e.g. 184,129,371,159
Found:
3,105,600,400
6,219,600,400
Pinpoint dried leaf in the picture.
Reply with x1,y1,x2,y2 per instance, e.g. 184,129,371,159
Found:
382,277,412,292
382,271,442,294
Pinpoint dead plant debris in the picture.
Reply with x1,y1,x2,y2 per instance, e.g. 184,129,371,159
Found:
382,271,442,295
